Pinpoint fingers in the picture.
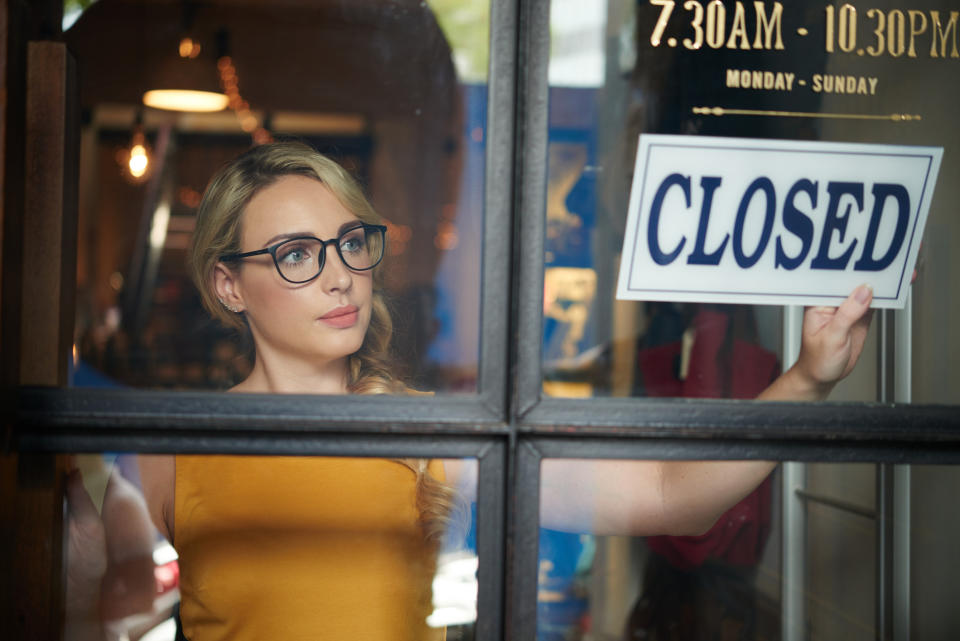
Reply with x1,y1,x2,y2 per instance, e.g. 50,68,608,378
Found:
829,284,873,336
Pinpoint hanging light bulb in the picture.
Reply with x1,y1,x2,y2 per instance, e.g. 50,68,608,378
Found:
179,36,202,59
128,129,150,178
118,114,152,183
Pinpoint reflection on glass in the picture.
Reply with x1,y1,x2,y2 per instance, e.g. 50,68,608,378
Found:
65,454,478,641
543,0,959,403
537,459,960,640
67,0,489,393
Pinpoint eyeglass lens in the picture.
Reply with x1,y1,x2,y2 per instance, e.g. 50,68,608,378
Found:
275,226,383,282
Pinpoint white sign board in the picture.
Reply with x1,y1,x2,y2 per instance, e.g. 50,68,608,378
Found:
616,135,942,309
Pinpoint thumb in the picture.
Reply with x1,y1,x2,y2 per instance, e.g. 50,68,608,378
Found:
828,284,873,336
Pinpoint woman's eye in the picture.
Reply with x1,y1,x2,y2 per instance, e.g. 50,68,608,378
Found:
278,246,310,264
340,234,365,253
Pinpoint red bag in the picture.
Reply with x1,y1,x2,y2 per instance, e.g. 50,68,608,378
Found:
638,308,778,569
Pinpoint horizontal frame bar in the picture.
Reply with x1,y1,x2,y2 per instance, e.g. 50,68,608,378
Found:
14,386,507,430
15,388,960,455
520,397,960,443
16,431,505,458
519,435,960,465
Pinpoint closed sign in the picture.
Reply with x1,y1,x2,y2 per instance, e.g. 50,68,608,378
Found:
616,135,942,308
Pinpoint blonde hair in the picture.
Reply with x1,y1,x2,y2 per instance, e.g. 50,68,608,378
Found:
189,141,456,543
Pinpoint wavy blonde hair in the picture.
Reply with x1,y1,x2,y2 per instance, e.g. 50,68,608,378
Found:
189,141,456,543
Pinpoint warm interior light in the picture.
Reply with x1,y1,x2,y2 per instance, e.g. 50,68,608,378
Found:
143,89,229,113
128,143,149,178
121,126,151,182
179,37,202,58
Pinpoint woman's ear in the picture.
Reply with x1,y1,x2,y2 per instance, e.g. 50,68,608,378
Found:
213,263,245,313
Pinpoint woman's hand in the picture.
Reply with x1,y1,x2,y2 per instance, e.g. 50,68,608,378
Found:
761,284,874,402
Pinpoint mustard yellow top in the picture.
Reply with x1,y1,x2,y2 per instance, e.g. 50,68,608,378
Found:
175,456,444,641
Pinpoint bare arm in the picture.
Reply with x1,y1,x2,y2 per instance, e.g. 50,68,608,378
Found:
541,286,874,536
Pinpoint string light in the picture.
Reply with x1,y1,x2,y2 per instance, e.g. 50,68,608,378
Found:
217,56,273,145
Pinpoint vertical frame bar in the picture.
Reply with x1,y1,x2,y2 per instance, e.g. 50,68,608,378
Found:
893,464,911,641
513,0,550,419
877,294,914,641
877,309,895,641
480,0,520,418
509,440,543,641
894,293,912,641
877,463,894,641
476,440,507,641
781,306,806,641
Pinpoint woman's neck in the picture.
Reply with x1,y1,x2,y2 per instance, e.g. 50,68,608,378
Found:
231,353,350,395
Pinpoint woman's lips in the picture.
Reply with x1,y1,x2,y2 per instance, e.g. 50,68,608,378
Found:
318,305,359,328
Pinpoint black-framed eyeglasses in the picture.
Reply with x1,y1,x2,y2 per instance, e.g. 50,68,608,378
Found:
220,223,387,284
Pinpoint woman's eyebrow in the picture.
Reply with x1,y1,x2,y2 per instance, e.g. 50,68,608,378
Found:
261,231,311,247
337,220,364,235
261,222,362,247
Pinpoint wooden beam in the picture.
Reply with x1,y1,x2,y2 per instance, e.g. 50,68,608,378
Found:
6,40,79,641
1,0,28,386
1,0,30,634
21,41,78,386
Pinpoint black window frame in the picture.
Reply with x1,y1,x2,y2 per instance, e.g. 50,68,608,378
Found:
11,1,960,640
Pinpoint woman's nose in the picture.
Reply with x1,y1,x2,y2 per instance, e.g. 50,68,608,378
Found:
319,244,352,292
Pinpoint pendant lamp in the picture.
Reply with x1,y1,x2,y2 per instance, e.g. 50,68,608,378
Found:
142,36,228,112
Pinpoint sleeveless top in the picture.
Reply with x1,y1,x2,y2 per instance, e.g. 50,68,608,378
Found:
174,455,445,641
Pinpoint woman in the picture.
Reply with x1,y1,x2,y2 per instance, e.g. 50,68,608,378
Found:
68,141,874,640
137,142,456,641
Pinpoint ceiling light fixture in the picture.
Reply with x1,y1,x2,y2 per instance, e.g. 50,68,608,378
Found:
142,88,228,112
141,4,228,113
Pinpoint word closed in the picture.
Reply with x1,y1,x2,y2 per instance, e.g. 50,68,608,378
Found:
616,135,942,308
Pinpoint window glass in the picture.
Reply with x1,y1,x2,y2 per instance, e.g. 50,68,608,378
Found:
543,0,959,403
537,458,960,640
67,0,489,393
65,453,478,641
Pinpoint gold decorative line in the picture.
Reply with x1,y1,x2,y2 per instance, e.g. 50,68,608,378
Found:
693,106,922,121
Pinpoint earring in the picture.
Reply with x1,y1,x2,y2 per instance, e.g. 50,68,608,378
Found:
218,298,242,313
